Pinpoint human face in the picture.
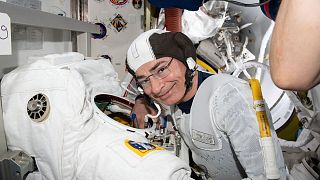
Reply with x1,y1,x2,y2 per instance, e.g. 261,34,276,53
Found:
136,57,187,105
137,58,174,89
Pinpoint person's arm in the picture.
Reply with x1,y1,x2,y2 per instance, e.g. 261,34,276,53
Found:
131,95,158,128
270,0,320,91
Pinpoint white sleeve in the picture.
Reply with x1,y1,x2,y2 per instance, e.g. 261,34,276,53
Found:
212,80,287,179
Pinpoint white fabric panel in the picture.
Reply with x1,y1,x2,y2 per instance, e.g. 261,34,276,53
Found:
27,52,85,65
76,116,191,180
182,1,227,44
65,58,122,95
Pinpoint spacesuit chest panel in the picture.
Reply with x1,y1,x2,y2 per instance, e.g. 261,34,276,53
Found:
189,75,229,151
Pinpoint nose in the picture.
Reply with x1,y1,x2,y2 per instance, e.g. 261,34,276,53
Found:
149,76,164,95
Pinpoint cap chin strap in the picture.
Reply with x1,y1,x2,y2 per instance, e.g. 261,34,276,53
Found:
185,57,197,89
181,57,197,103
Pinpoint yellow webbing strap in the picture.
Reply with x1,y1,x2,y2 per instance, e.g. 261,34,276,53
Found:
249,79,271,137
196,59,217,74
249,78,280,179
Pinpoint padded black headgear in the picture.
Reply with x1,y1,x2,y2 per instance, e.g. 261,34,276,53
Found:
126,29,197,90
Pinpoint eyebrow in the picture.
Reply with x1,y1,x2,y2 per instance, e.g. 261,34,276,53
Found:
136,61,167,80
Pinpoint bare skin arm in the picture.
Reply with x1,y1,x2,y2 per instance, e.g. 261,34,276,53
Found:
270,0,320,91
131,98,159,128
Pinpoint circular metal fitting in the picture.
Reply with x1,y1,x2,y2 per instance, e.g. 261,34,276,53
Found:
27,94,50,122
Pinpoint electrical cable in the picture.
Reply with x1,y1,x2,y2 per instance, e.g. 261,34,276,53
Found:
214,0,271,7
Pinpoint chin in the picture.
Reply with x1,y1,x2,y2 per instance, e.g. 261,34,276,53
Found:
161,101,174,106
159,96,181,106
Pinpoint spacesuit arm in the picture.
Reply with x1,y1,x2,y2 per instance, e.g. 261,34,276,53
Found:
270,0,320,91
212,80,287,179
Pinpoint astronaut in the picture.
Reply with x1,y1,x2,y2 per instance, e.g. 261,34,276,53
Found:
126,29,288,179
1,53,193,180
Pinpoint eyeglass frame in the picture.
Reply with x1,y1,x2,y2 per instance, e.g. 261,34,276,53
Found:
136,57,174,89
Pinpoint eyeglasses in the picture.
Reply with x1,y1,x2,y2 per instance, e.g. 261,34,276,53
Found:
137,58,173,89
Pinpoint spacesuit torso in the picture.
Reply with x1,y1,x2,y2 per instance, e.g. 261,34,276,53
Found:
173,73,288,180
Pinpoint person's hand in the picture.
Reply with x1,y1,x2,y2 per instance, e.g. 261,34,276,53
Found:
131,98,158,129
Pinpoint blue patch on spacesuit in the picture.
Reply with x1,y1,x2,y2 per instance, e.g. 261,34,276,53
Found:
124,139,164,157
128,140,156,150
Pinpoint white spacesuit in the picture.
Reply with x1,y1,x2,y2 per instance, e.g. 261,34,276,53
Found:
0,53,192,180
173,74,288,180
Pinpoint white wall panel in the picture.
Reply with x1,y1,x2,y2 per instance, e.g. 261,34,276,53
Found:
89,0,144,80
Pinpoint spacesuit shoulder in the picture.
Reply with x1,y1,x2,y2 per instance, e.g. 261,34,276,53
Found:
193,74,251,131
77,130,192,180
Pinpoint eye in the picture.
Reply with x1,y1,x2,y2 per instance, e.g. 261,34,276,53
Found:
140,78,150,85
157,66,166,74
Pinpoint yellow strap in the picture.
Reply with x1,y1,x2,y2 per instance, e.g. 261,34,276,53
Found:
249,79,271,138
196,59,217,74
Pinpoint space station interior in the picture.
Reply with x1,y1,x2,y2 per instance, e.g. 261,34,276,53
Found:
1,0,320,180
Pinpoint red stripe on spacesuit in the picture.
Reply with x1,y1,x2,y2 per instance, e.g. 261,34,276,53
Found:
263,3,272,19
